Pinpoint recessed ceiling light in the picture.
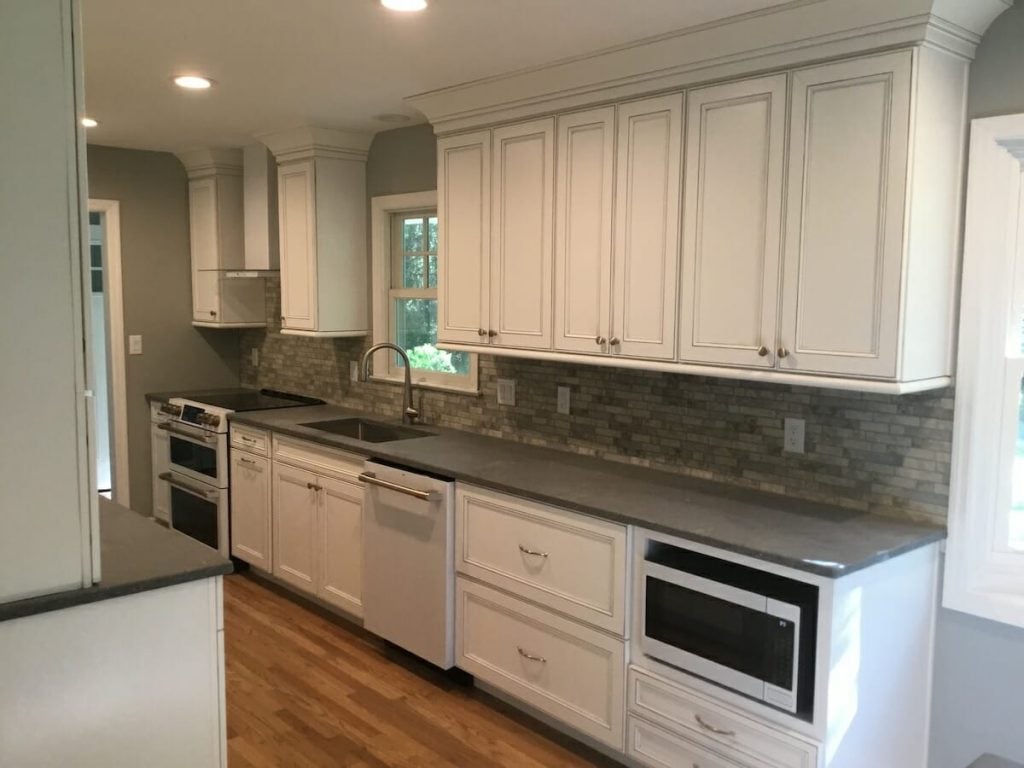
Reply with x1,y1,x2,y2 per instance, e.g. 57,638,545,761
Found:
80,117,99,128
174,75,214,90
380,0,427,11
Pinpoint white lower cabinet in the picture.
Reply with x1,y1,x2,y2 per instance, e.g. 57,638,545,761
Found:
272,463,319,593
455,578,625,750
317,474,363,617
230,449,272,572
150,421,170,523
627,668,819,768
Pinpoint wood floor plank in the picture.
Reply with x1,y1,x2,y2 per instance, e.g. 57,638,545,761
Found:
224,573,614,767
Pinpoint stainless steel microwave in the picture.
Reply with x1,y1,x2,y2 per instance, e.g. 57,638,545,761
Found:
639,539,818,719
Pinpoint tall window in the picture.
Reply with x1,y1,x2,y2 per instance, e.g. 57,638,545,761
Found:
945,113,1024,628
371,192,477,392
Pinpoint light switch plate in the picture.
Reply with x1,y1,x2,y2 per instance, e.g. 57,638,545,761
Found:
557,386,571,415
128,335,143,355
784,417,805,454
497,379,516,406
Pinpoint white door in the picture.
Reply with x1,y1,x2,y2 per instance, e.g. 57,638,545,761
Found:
679,75,787,368
150,423,170,523
277,159,318,331
554,107,616,355
490,118,555,349
612,94,684,360
230,450,271,572
318,475,363,618
188,177,218,271
272,462,319,593
191,270,220,323
437,130,491,345
778,51,911,377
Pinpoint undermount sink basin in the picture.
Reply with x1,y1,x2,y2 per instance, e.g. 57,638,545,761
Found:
299,418,434,443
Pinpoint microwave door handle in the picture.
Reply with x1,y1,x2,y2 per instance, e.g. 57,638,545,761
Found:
159,472,219,500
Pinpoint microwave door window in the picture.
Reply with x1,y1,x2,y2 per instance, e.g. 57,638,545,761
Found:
169,436,218,480
645,577,796,689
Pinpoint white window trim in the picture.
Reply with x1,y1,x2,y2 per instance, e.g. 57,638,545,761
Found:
945,113,1024,628
370,191,479,394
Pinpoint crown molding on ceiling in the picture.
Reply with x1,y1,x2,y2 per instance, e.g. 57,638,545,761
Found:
257,126,374,164
175,147,243,178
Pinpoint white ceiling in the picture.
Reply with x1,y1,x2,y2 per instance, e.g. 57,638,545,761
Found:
82,0,793,153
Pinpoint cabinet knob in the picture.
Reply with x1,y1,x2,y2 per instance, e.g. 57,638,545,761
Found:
595,336,607,345
757,345,769,357
478,328,487,337
609,336,620,346
777,346,789,359
209,310,217,317
488,329,498,338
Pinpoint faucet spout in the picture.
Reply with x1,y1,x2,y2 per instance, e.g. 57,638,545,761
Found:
359,343,419,425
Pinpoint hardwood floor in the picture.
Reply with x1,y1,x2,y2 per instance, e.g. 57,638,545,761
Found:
224,573,618,768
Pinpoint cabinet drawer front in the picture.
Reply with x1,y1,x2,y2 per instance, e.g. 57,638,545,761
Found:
628,716,743,768
456,578,625,749
272,435,363,481
628,668,818,768
231,425,270,456
455,486,627,634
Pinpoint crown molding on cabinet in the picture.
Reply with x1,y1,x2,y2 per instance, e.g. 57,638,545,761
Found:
257,126,373,164
176,147,243,178
406,0,1010,135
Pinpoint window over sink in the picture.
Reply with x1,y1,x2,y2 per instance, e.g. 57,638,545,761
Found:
371,191,478,392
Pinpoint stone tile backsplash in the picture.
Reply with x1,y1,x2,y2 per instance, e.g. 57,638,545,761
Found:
241,279,953,525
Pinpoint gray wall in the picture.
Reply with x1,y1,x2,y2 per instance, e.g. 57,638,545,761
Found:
87,146,240,514
930,3,1024,766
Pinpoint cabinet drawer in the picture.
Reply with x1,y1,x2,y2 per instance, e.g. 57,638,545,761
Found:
272,435,363,480
455,485,627,635
231,425,270,456
456,578,625,750
628,716,744,768
628,668,818,768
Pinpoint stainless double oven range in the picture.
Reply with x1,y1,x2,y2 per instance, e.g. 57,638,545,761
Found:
155,389,321,557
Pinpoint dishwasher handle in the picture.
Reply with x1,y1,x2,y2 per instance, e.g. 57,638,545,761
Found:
358,471,441,502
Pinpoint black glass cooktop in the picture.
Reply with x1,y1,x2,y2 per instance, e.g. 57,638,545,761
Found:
193,389,324,412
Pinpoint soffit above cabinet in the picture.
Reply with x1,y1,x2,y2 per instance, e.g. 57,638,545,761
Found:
407,0,1011,134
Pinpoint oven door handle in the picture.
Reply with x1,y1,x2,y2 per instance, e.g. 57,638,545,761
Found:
158,422,217,443
159,472,220,500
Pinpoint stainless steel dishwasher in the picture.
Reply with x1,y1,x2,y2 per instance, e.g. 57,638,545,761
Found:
359,460,455,669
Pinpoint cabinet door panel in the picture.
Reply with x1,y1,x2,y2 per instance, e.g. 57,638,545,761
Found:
278,160,317,331
230,451,271,572
491,118,554,349
188,178,218,271
679,75,787,368
779,52,911,377
272,463,318,593
318,475,363,618
555,108,615,354
613,95,683,360
191,270,220,322
150,425,170,523
438,131,491,344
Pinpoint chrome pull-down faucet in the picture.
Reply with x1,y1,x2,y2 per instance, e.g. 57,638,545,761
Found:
359,343,419,425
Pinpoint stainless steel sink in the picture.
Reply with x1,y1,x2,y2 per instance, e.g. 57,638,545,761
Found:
299,418,434,443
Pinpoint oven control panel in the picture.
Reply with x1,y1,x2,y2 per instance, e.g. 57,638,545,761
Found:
180,404,221,429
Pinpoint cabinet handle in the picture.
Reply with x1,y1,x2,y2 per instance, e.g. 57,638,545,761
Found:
777,346,789,359
240,435,257,444
518,544,549,558
239,456,259,468
516,647,547,664
478,328,487,337
757,345,769,357
694,714,736,737
209,310,217,317
488,329,498,338
306,482,322,492
609,336,620,346
595,336,607,345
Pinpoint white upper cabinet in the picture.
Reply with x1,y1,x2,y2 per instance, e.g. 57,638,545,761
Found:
490,118,555,349
554,107,616,355
263,127,372,338
779,52,912,378
679,75,787,368
612,94,684,360
438,130,491,345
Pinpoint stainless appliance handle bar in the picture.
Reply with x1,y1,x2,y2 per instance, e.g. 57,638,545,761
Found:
358,472,440,502
159,472,219,500
158,422,217,443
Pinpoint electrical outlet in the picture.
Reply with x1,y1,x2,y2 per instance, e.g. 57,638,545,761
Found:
497,379,516,406
557,386,571,415
250,347,260,367
350,361,360,383
784,417,806,454
128,335,143,355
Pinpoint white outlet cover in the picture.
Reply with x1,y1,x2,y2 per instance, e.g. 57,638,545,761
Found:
557,386,571,415
497,379,516,406
128,334,143,355
350,361,360,383
784,417,806,454
250,347,260,367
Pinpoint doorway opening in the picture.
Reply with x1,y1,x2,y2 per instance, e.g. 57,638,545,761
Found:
87,199,129,505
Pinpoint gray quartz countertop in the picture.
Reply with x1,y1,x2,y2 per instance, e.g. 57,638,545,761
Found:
229,404,945,578
0,498,232,623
